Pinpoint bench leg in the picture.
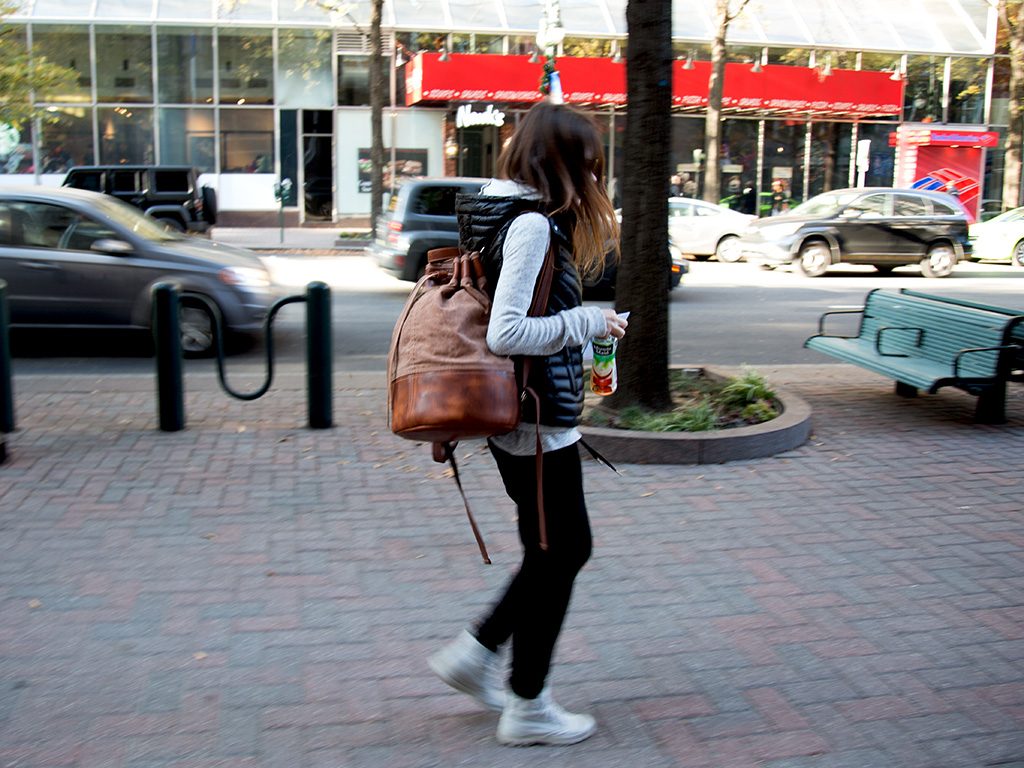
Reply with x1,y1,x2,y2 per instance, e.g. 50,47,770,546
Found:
895,381,918,398
974,383,1006,424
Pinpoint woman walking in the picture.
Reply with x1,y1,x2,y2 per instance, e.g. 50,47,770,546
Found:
428,102,627,747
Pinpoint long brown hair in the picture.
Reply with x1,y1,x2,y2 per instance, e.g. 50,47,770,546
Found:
497,102,619,278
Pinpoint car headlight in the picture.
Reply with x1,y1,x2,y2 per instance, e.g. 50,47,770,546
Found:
219,266,272,289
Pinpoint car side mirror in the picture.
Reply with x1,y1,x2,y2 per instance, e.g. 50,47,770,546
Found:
91,238,134,255
840,208,863,219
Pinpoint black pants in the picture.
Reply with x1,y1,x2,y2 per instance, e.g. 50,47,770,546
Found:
475,441,593,699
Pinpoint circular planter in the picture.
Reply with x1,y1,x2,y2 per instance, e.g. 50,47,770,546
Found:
580,366,812,465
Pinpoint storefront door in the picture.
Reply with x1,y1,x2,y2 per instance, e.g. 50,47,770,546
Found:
303,110,333,220
457,125,498,178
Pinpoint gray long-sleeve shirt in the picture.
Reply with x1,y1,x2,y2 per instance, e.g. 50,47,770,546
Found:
480,179,608,455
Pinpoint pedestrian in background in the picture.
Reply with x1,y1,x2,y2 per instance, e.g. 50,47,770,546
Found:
428,101,627,747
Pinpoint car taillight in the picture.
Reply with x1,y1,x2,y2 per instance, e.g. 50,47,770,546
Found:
387,220,402,245
671,264,682,274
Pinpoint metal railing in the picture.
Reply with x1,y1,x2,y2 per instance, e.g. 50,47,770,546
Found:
152,281,333,432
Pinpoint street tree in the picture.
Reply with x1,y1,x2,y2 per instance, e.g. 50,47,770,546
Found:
613,0,673,411
0,0,77,128
702,0,751,205
999,0,1023,209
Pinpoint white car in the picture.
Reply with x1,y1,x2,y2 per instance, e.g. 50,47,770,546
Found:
968,206,1024,267
667,197,757,263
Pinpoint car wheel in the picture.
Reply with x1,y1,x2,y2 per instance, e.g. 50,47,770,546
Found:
794,241,830,277
158,217,186,232
1012,239,1024,268
715,235,743,263
180,304,216,356
920,243,957,278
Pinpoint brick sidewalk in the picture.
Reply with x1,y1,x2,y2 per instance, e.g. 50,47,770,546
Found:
1,366,1022,768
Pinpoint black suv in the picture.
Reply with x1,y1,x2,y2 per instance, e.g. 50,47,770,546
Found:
371,177,486,281
739,187,971,277
62,165,217,234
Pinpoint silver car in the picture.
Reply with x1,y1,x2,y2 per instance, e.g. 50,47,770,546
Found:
0,186,284,354
668,197,757,263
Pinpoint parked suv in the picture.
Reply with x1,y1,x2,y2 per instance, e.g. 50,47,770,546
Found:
63,165,217,234
372,177,487,281
740,187,971,277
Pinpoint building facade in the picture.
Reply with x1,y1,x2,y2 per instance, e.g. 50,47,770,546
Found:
0,0,1009,224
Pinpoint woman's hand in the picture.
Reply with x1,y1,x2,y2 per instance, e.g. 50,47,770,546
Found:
601,308,628,339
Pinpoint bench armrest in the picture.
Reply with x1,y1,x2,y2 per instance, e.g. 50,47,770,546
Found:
875,326,924,357
953,344,1022,379
817,307,864,337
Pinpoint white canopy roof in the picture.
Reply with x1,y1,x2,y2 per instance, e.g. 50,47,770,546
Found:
14,0,995,56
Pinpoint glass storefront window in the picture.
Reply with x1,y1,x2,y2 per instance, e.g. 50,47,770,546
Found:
278,29,333,108
721,119,761,208
95,0,152,19
0,123,34,175
669,115,705,197
726,46,764,65
949,57,987,124
904,55,944,123
218,29,273,105
563,38,613,57
474,35,503,54
95,26,153,104
991,56,1010,126
220,108,273,173
157,28,214,104
761,120,806,212
217,0,271,21
98,106,153,164
40,107,94,170
158,108,214,172
808,122,853,197
856,123,897,187
338,55,370,106
32,26,91,104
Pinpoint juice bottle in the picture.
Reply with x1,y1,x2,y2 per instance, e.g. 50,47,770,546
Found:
591,336,617,396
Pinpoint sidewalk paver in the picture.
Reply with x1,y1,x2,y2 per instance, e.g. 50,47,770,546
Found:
0,366,1021,767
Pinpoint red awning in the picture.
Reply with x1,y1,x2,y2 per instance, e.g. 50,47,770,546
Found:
405,53,904,118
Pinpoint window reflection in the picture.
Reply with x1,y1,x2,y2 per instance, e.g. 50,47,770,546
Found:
220,109,273,173
157,28,213,104
218,29,273,105
904,55,944,123
32,25,91,103
277,28,333,108
949,57,987,124
40,108,94,171
158,108,214,172
96,26,153,104
98,106,153,164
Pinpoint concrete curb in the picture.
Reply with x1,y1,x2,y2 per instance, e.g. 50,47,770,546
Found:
579,367,813,464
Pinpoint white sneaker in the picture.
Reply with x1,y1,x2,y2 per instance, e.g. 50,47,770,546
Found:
428,630,505,712
496,688,597,746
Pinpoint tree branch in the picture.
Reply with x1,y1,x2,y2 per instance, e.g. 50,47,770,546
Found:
724,0,752,25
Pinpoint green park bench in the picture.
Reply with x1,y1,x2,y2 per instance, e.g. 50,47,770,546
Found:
804,288,1023,424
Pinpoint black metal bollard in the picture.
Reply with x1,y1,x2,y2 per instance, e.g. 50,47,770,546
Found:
0,280,14,436
152,282,185,432
305,281,333,429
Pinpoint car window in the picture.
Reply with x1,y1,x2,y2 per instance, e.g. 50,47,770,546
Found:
894,194,929,217
694,205,717,217
790,192,859,217
7,202,88,249
669,202,694,217
111,171,141,194
153,170,190,194
847,194,889,218
66,171,104,192
410,186,462,216
932,199,960,216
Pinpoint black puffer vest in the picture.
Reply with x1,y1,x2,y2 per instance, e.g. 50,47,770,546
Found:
455,192,586,428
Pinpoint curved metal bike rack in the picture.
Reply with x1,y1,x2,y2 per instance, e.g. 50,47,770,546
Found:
152,281,333,432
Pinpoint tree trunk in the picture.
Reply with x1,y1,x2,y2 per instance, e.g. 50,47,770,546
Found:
613,0,673,411
702,0,729,204
1001,0,1023,209
369,0,385,231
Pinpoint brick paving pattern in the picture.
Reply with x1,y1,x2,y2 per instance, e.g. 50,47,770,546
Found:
1,366,1022,768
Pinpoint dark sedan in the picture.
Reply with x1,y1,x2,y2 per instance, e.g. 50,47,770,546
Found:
740,188,971,277
0,186,285,353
